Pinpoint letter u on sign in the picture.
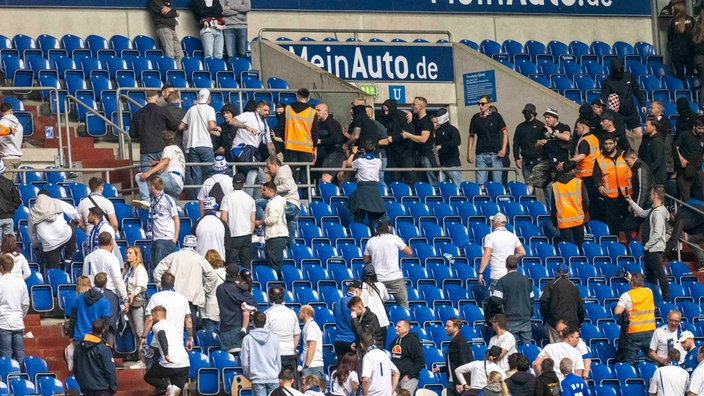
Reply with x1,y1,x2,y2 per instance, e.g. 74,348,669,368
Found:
388,85,406,103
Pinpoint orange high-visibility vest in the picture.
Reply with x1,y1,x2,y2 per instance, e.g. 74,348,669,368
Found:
626,287,656,334
551,178,585,229
576,133,600,178
284,105,316,153
596,153,632,198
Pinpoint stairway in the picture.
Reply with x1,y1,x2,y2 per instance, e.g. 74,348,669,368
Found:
23,314,153,395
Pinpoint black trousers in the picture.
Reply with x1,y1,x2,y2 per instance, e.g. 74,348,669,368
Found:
387,151,416,185
559,225,585,246
144,363,188,393
284,150,314,196
334,340,354,367
265,237,287,276
228,234,252,269
644,251,669,301
43,223,77,269
604,195,629,235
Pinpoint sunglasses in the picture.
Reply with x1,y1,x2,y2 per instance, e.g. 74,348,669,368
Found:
478,102,489,105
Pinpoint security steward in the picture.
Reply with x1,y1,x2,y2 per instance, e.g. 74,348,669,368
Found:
284,87,319,187
572,118,601,220
613,272,656,365
592,136,632,237
551,160,589,246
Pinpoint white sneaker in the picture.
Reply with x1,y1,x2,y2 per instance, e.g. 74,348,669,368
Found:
167,384,181,396
129,361,147,369
131,200,151,210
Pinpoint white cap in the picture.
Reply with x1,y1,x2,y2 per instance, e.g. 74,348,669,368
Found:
197,88,210,104
212,155,229,172
490,212,508,225
182,234,197,248
679,331,695,343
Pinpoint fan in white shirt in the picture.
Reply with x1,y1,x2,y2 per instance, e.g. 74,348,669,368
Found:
533,327,584,382
649,348,689,396
360,333,400,396
487,313,517,372
82,232,128,307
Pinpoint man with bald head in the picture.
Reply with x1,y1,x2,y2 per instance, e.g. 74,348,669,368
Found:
314,103,345,183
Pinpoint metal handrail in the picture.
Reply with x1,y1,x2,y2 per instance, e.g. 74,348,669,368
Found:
665,193,704,263
62,94,133,198
257,28,453,43
0,86,63,165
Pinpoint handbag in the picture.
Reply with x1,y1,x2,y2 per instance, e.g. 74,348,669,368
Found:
130,292,146,308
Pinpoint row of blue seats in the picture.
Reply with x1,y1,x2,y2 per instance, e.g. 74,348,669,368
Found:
0,355,71,396
0,33,208,61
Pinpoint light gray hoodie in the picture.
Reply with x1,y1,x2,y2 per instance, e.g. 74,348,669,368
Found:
241,328,281,383
221,0,251,28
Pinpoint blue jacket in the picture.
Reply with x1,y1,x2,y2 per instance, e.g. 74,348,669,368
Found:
561,373,587,396
240,328,281,383
333,293,355,343
684,349,699,374
73,333,117,392
73,289,111,341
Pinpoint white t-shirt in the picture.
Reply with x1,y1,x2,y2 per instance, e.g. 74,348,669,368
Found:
455,360,506,388
361,347,399,396
537,342,584,382
182,103,216,149
352,156,381,182
150,192,178,241
649,325,679,360
77,193,115,235
264,304,301,356
9,253,30,280
0,273,28,331
302,318,324,368
330,370,358,396
360,282,390,327
576,338,592,360
483,227,522,280
30,200,79,252
195,214,227,259
649,364,689,396
0,114,23,158
161,145,186,189
146,290,191,334
690,361,704,395
233,111,272,147
83,248,127,299
197,173,234,204
489,331,517,371
364,234,407,282
220,190,256,237
153,319,190,368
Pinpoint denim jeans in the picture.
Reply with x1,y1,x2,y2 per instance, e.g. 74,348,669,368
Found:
379,154,388,187
619,330,654,365
186,146,215,200
419,155,439,186
201,319,220,334
284,202,300,246
475,152,502,186
0,328,24,367
224,28,247,60
201,29,224,59
140,152,162,173
251,382,278,396
507,320,532,345
220,328,245,353
245,168,265,199
151,239,176,269
135,172,182,201
0,218,13,238
441,168,463,187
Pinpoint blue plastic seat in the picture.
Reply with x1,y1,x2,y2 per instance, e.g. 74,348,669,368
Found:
479,39,504,58
459,39,479,50
134,35,157,55
8,378,35,396
181,36,203,57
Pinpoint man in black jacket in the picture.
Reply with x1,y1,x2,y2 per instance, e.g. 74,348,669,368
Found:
623,149,654,242
433,109,463,187
382,99,416,185
314,103,345,184
390,319,424,394
148,0,183,67
432,318,473,396
73,319,117,396
539,263,585,343
0,159,20,237
129,90,180,172
513,103,545,190
600,58,647,150
639,115,666,184
347,296,384,351
216,265,258,353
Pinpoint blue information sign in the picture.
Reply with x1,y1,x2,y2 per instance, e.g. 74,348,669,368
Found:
463,70,496,106
281,44,455,82
388,85,406,104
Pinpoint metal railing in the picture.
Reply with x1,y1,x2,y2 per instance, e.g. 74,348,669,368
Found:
257,28,453,43
665,193,704,263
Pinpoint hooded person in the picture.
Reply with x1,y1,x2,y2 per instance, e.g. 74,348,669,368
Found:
676,96,696,138
381,99,416,184
347,104,381,150
240,311,281,394
600,57,647,147
215,104,239,162
433,108,463,186
73,319,117,395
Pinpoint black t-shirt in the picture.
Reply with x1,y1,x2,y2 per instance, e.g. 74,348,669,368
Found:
675,129,704,167
513,119,546,161
542,122,571,162
469,112,507,154
413,114,435,153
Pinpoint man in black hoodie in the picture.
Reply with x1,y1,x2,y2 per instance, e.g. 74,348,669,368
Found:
513,103,545,190
433,109,463,186
314,102,345,183
382,99,416,185
347,296,384,351
73,319,117,396
390,319,424,394
600,58,647,149
216,264,258,353
505,354,536,396
534,358,560,396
